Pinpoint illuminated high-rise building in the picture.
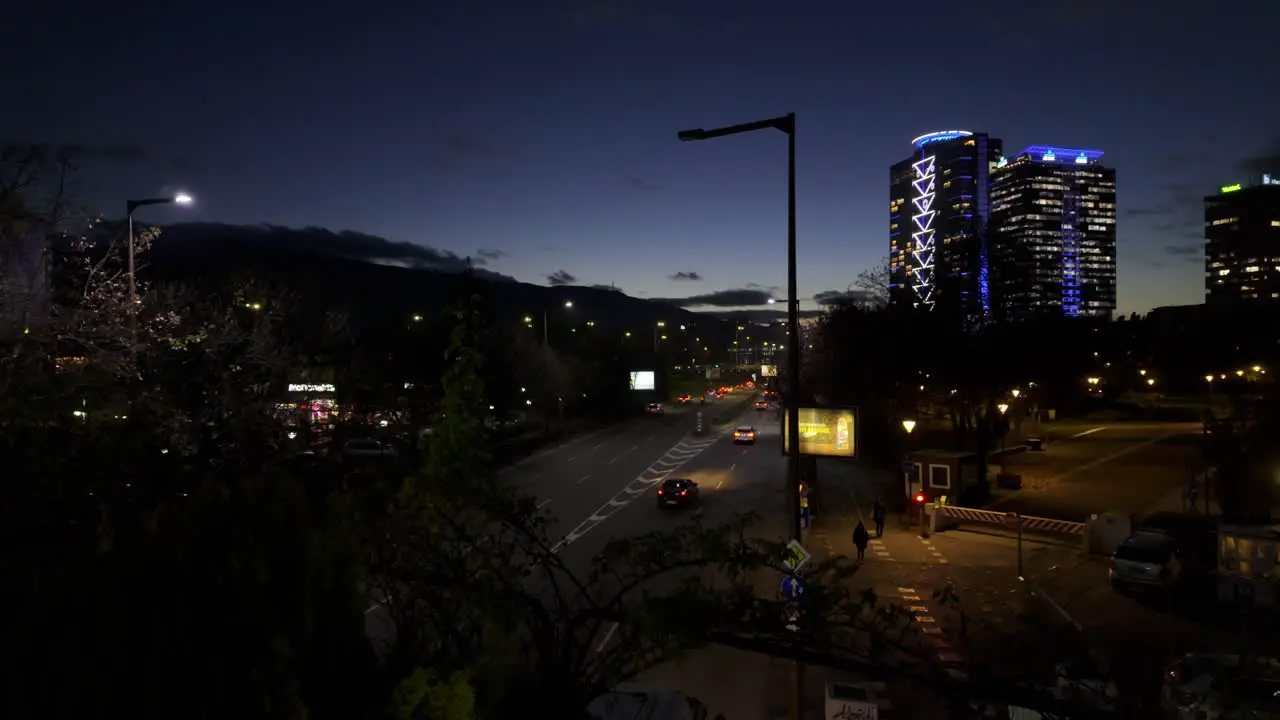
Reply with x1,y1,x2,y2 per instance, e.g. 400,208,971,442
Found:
1204,175,1280,305
888,130,1002,321
988,146,1117,321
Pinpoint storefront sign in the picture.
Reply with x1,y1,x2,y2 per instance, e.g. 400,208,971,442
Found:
288,383,335,393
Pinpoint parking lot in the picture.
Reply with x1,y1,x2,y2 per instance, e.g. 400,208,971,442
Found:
989,422,1203,521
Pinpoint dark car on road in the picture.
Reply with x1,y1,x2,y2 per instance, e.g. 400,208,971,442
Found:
732,426,757,444
657,478,700,509
754,400,769,411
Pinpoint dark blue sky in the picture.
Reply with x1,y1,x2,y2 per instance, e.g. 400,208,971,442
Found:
5,0,1278,315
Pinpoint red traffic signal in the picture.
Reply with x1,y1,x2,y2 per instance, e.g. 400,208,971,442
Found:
913,492,926,504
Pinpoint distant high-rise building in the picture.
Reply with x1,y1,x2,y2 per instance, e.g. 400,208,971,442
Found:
888,130,1002,321
988,146,1117,321
1204,175,1280,305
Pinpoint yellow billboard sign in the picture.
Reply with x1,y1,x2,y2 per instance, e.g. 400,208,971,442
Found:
782,407,857,457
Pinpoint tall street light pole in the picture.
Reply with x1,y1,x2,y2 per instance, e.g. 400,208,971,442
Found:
125,193,193,354
678,112,802,719
543,299,574,347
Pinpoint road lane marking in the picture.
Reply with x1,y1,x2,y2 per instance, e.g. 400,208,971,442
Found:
577,474,590,484
607,457,617,464
552,424,739,548
715,480,724,489
567,455,578,463
1046,432,1187,483
595,622,619,653
1068,426,1107,440
628,445,639,452
592,442,603,449
537,498,552,509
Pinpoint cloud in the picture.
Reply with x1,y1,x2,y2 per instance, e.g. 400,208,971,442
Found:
429,133,517,170
592,283,623,292
745,282,782,293
152,223,517,282
1239,137,1280,176
476,248,505,262
546,269,577,286
669,271,702,281
1164,243,1202,263
813,289,872,306
654,288,776,307
627,176,664,192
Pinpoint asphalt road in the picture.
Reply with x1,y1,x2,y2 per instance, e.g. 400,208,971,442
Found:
364,392,770,648
545,395,787,576
987,421,1203,521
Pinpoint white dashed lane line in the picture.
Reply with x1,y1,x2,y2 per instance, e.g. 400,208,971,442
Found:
548,433,726,553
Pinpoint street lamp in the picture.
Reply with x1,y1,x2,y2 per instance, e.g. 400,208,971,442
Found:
678,112,798,514
998,403,1009,415
1011,388,1021,398
542,300,574,346
125,192,193,352
901,419,917,434
679,112,799,718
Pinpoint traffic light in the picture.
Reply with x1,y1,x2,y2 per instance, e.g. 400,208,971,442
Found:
913,492,926,504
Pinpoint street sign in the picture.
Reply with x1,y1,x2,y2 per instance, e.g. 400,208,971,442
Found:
781,603,801,632
780,575,804,600
782,539,811,573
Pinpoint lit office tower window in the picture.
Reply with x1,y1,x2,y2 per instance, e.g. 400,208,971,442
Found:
1204,177,1280,305
888,130,1002,322
988,146,1117,322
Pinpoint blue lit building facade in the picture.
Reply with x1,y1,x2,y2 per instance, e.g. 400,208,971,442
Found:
888,130,1002,322
988,146,1117,322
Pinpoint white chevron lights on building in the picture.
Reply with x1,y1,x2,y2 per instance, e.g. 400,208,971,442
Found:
910,155,937,309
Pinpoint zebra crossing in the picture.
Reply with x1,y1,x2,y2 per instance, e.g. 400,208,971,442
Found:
885,585,967,680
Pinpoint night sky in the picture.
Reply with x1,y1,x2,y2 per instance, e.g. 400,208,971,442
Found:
5,0,1278,315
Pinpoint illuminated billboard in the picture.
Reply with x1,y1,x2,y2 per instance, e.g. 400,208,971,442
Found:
761,364,777,377
629,370,656,391
1221,183,1243,194
782,407,857,458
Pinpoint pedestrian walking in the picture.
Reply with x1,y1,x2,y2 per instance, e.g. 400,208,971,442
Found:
872,500,886,538
853,522,870,563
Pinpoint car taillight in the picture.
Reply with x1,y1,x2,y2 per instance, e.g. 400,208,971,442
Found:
657,489,664,495
680,490,687,496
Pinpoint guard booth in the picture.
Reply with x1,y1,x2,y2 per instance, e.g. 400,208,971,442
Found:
903,449,983,503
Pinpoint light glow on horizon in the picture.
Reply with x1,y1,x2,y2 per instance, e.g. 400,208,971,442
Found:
910,155,937,310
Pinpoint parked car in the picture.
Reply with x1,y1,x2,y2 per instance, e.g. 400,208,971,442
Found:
341,438,399,459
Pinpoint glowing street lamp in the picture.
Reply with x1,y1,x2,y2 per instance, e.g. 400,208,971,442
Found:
125,191,194,351
1146,378,1156,387
997,403,1009,415
1204,374,1214,383
1011,388,1021,398
1086,377,1100,385
901,419,917,434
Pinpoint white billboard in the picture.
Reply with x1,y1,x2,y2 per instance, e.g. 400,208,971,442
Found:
629,370,655,391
